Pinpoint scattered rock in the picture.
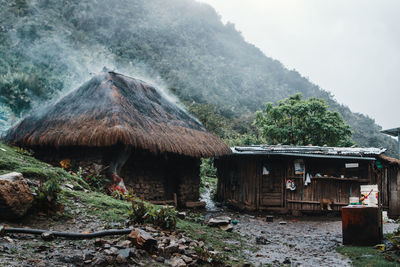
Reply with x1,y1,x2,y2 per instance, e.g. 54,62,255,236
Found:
41,232,54,241
105,256,115,265
283,257,291,264
255,236,269,245
103,249,113,255
161,242,180,258
220,224,233,232
198,241,205,248
118,248,131,258
116,253,127,264
181,255,192,264
109,247,119,255
155,256,165,263
207,216,231,227
170,256,186,267
0,172,34,219
118,240,132,248
144,226,157,233
128,228,157,252
266,215,274,222
92,257,106,266
94,238,105,247
184,249,196,256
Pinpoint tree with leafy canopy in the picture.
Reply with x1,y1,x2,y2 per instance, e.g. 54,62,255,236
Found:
254,93,353,147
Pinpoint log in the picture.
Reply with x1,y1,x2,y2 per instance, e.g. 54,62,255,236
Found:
128,228,157,252
185,201,206,208
1,226,133,239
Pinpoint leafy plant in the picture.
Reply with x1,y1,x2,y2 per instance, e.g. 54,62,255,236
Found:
129,200,177,230
200,158,216,178
130,199,148,224
254,93,354,147
34,177,61,211
85,173,109,191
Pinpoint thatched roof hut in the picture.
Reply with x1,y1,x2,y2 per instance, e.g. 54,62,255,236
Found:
5,71,230,158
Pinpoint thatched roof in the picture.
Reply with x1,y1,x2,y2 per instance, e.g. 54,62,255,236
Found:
379,155,400,166
5,71,231,158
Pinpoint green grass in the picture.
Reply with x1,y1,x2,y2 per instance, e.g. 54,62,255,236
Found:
177,219,252,263
0,141,252,263
0,142,89,189
337,246,399,267
61,189,131,223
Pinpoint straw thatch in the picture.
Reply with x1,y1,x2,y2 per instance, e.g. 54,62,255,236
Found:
379,155,400,166
5,71,231,158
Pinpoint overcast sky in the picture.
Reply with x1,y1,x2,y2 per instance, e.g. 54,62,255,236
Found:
199,0,399,130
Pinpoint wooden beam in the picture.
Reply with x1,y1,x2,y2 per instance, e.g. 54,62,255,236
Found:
286,199,349,205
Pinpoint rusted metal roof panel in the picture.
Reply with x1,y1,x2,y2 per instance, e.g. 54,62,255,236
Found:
231,145,386,160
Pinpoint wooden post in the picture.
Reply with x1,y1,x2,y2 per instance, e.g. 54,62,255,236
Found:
173,193,177,208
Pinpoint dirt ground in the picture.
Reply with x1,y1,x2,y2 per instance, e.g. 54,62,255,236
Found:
207,211,399,266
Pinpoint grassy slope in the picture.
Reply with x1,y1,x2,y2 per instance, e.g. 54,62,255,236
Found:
337,246,399,267
0,141,250,264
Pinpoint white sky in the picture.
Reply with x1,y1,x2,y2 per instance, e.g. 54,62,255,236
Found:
199,0,400,129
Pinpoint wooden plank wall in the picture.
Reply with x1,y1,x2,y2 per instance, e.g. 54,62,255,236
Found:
216,156,378,212
388,166,400,216
285,159,370,211
216,156,260,210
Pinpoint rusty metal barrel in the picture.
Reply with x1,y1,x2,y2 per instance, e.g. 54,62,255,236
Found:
342,206,382,246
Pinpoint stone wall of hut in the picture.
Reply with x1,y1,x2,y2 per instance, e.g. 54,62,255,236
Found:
33,146,201,206
121,153,200,206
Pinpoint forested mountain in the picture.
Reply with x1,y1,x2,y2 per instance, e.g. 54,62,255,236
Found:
0,0,397,156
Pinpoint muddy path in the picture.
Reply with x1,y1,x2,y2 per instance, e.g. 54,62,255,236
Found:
203,210,399,266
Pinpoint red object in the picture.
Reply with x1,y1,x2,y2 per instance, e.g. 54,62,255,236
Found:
109,174,127,194
342,206,382,246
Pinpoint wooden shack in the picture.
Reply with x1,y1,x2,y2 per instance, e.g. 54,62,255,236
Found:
215,145,387,213
5,70,231,207
376,155,400,217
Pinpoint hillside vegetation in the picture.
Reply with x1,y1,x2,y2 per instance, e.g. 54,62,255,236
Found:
0,0,396,155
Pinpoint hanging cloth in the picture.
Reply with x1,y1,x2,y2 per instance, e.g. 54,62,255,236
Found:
305,173,311,186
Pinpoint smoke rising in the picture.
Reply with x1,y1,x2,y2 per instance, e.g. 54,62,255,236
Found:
2,0,190,124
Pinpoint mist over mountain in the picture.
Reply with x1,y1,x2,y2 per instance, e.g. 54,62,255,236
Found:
0,0,396,156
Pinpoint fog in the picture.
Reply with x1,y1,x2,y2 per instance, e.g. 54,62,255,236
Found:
200,0,400,129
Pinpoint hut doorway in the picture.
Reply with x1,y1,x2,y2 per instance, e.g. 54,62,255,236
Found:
165,168,180,201
260,161,284,207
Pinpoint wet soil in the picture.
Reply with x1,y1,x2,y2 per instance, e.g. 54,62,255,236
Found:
206,210,400,266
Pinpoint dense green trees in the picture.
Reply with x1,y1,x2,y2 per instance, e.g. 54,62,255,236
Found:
254,94,353,147
0,0,397,155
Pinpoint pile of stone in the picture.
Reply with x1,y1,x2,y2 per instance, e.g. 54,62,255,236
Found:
86,226,221,267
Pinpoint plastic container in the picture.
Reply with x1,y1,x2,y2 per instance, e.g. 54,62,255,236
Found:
382,211,388,223
360,185,379,206
349,197,360,205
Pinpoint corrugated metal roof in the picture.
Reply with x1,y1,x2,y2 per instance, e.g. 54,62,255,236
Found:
381,127,400,137
230,145,386,160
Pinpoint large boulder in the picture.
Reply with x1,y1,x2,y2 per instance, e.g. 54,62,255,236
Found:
207,216,231,227
0,172,34,220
